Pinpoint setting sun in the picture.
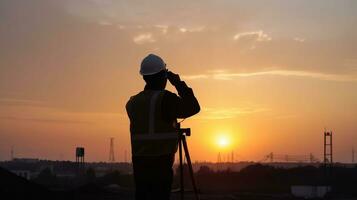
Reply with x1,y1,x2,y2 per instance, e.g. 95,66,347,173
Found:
217,135,230,148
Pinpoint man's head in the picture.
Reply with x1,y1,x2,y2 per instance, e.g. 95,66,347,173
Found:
140,54,167,89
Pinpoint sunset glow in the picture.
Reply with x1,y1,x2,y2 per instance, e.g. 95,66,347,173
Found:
0,0,357,163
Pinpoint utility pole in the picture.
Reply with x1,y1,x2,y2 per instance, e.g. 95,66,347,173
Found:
269,152,274,163
10,146,14,161
231,151,234,163
352,147,355,164
309,153,314,163
109,137,115,162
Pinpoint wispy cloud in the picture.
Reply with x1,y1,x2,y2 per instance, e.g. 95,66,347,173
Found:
0,110,126,125
98,20,112,26
182,74,209,80
293,37,305,42
198,106,269,120
179,26,205,33
0,98,127,125
183,70,357,82
233,30,272,42
0,116,92,124
155,25,169,34
343,59,357,68
0,98,47,107
133,33,156,44
117,24,126,29
213,70,357,81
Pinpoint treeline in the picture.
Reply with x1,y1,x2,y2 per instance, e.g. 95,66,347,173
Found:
24,163,357,196
177,164,357,195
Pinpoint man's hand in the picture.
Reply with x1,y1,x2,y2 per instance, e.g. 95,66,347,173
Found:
167,71,181,86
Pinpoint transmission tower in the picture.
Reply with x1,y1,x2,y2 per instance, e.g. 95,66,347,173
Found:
324,131,333,165
217,152,222,171
109,137,115,162
309,153,319,163
323,130,333,184
217,152,222,163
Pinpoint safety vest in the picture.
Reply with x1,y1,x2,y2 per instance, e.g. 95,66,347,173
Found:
126,90,178,156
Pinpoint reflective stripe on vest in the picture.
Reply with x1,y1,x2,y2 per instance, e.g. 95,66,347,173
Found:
148,91,160,134
127,90,178,156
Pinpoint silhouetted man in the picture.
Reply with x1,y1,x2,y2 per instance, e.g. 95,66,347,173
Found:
126,54,200,200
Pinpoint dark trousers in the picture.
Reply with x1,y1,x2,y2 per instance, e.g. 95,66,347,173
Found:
132,154,175,200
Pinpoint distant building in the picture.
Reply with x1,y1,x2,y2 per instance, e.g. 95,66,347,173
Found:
10,170,31,180
291,186,331,199
13,158,39,164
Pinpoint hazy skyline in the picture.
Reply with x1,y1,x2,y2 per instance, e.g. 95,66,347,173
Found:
1,0,357,162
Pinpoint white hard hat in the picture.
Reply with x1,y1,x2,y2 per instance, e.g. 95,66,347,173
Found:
140,54,166,76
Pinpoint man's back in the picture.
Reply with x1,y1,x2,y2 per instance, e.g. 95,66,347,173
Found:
126,54,200,200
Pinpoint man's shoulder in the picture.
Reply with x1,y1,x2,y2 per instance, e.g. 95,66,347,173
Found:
127,90,178,103
126,91,147,113
162,90,179,101
126,91,143,106
128,91,145,99
163,90,178,97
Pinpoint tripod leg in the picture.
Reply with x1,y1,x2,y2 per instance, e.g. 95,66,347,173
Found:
179,136,184,200
182,136,200,200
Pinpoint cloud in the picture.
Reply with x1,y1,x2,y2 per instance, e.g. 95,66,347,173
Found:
293,37,305,42
155,25,169,34
117,24,126,29
0,116,92,124
182,74,209,80
133,33,156,44
0,97,127,125
98,20,113,26
233,30,272,42
0,98,47,107
344,59,357,68
179,26,205,33
214,70,357,81
182,70,357,82
65,0,248,30
198,106,269,120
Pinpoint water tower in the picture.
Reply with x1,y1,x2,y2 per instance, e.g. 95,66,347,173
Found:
76,147,85,173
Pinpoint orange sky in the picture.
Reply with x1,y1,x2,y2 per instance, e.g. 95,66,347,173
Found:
1,0,357,162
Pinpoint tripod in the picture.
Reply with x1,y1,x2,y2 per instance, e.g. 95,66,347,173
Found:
177,124,200,200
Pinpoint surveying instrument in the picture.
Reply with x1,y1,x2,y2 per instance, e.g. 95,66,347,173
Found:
177,123,200,200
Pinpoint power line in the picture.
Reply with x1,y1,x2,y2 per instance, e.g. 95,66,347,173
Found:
260,153,320,163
